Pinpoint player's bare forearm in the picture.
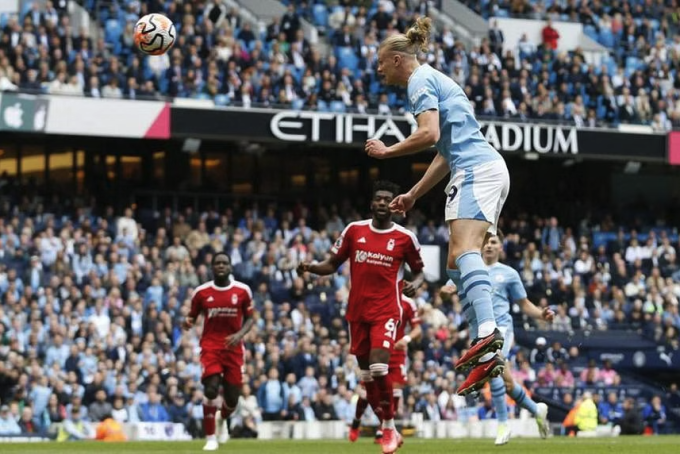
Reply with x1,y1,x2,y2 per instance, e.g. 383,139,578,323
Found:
226,315,255,347
385,127,438,158
409,323,423,342
302,255,342,276
408,153,449,200
518,298,554,321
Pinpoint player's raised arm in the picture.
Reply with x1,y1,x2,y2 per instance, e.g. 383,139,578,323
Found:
365,110,440,159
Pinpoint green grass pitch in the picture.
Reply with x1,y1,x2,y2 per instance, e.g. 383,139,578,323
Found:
2,437,680,454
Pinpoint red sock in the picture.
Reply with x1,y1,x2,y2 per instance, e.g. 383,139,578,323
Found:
203,403,216,437
373,374,394,421
392,395,400,417
364,380,383,420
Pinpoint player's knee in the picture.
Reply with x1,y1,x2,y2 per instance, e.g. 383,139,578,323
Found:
369,363,389,378
204,386,219,401
369,349,390,365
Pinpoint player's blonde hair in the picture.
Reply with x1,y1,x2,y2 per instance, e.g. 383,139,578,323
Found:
380,17,432,55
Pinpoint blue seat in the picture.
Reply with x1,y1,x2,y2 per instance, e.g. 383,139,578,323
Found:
214,95,230,106
313,4,328,28
292,99,305,110
330,100,346,113
105,19,122,44
317,100,329,112
599,30,615,48
336,47,358,72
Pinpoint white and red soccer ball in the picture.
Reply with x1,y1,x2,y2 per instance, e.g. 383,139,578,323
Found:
134,13,176,56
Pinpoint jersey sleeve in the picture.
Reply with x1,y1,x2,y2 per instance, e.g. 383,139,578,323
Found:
507,269,528,301
189,288,202,319
404,233,424,274
241,286,254,317
330,224,352,262
408,71,439,116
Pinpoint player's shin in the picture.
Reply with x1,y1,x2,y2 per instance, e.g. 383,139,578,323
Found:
369,363,395,428
456,251,497,338
509,382,538,415
352,395,370,430
491,376,508,423
392,388,402,419
203,398,218,439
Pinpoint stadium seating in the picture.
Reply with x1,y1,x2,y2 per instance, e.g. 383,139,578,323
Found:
1,177,679,435
0,0,669,129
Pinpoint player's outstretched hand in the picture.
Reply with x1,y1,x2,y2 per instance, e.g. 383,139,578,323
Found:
296,262,311,275
181,317,194,331
542,307,555,323
403,281,417,297
389,193,415,215
225,333,243,348
365,139,389,159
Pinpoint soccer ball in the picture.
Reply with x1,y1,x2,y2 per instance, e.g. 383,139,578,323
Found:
134,13,176,56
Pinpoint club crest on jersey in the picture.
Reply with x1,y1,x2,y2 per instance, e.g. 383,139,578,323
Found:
495,275,505,282
387,239,395,251
232,294,239,305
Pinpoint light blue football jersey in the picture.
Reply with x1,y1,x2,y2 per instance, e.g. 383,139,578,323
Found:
488,262,527,327
408,64,501,171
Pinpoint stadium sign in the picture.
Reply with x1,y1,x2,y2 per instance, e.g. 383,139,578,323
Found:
269,111,416,144
480,122,578,155
172,107,666,162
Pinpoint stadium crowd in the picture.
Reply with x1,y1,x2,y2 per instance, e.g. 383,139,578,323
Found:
0,187,679,438
0,0,679,128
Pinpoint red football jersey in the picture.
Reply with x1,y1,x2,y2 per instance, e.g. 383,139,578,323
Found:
331,220,424,323
189,280,253,353
390,296,421,367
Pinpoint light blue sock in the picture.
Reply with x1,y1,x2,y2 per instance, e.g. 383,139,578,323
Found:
509,382,538,416
456,251,496,335
491,377,508,423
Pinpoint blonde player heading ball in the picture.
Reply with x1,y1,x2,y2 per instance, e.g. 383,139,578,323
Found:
364,17,511,395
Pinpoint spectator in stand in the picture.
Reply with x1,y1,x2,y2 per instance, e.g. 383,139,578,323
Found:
542,18,560,50
57,407,95,442
554,360,575,388
598,391,623,426
0,405,20,435
140,389,169,423
643,395,667,435
599,360,620,386
620,398,644,435
488,20,504,55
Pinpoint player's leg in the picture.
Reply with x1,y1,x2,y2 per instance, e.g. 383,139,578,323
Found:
349,323,378,442
201,372,222,451
217,355,243,444
449,161,510,371
349,355,373,442
388,363,406,448
492,327,513,445
502,367,549,438
368,318,400,454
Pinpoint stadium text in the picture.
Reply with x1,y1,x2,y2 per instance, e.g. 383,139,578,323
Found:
480,123,579,154
270,111,415,143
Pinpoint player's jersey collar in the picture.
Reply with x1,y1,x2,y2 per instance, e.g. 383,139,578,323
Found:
369,222,397,234
210,281,234,291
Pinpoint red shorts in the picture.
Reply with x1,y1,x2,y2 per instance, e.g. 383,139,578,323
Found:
348,317,398,358
200,349,244,385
